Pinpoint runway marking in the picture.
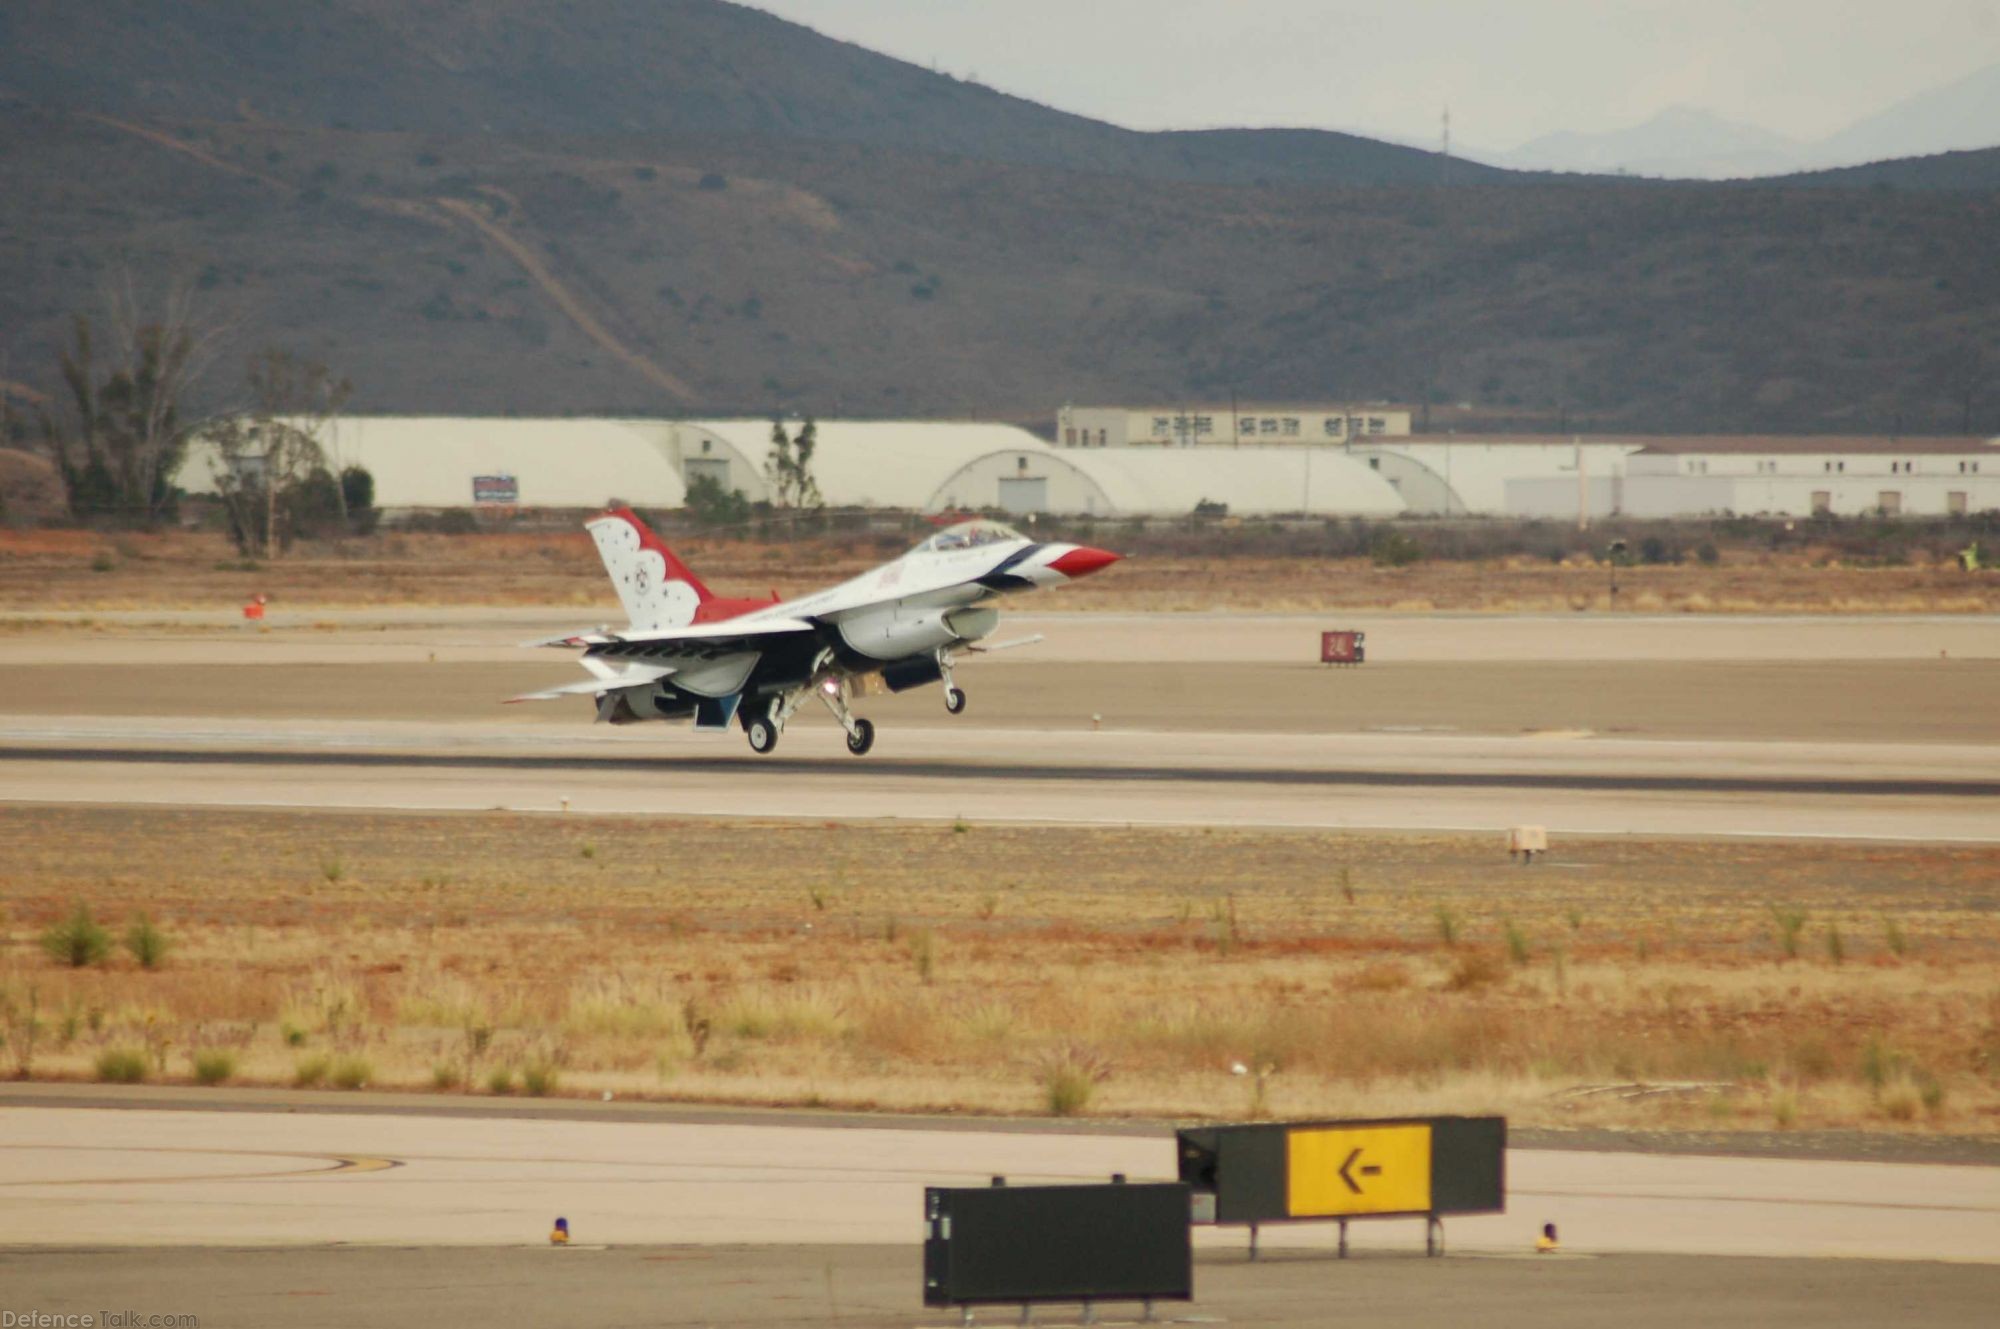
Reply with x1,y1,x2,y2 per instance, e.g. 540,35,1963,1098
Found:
0,1144,400,1186
2,744,1994,798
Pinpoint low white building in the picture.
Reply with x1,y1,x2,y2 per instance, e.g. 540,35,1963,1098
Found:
178,417,692,509
1505,437,1999,519
1058,403,1413,449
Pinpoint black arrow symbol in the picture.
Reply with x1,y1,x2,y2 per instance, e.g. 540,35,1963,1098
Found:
1338,1148,1364,1194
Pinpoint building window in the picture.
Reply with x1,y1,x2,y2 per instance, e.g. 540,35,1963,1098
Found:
1152,417,1170,437
1323,418,1344,437
1282,418,1300,436
1193,416,1214,436
1367,417,1386,433
1837,461,1845,473
1064,428,1076,446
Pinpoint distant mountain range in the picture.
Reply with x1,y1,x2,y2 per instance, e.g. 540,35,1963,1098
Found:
1486,62,2000,179
0,0,1995,437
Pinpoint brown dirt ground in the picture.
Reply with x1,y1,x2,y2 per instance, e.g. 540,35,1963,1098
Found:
2,807,1994,1134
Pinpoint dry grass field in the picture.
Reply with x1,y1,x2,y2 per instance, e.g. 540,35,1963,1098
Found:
2,526,1996,614
3,807,1994,1133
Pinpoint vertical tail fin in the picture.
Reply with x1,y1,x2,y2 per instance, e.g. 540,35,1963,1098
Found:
585,507,713,632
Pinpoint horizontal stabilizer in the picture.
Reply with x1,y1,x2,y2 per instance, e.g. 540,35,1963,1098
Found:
506,660,675,703
519,626,613,649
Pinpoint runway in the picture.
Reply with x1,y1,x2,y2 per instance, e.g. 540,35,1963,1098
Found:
3,717,1996,839
3,1095,1996,1261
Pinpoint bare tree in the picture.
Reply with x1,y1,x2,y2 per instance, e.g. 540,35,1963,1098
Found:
764,416,822,509
37,278,221,524
208,350,353,556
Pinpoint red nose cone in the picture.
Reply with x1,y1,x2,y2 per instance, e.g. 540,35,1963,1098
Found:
1050,546,1122,579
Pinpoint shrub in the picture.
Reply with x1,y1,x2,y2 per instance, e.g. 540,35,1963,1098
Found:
1041,1054,1105,1117
1769,905,1808,960
124,914,170,969
1370,531,1423,567
521,1059,560,1097
908,928,937,982
191,1049,236,1086
486,1065,515,1095
1444,950,1505,991
41,904,111,968
1502,917,1531,966
1824,922,1845,965
1881,914,1908,957
95,1047,148,1083
293,1053,331,1087
329,1055,373,1090
1434,905,1460,946
431,1061,463,1090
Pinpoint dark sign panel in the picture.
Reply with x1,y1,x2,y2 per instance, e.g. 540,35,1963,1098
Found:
924,1183,1192,1308
1179,1116,1505,1225
472,474,519,505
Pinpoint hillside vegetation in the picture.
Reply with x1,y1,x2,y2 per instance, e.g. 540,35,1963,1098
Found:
0,0,1995,433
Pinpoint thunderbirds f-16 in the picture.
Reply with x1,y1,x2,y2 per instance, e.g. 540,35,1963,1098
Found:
513,508,1120,754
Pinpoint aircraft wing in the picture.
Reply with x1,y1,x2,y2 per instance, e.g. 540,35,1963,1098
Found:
507,617,821,703
587,617,820,656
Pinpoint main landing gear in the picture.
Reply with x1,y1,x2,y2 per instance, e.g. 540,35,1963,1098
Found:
741,677,874,756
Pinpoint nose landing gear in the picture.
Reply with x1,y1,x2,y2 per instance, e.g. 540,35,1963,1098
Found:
944,685,967,715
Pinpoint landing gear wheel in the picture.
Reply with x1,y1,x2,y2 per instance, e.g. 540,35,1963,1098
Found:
747,717,779,754
944,686,967,715
845,718,875,756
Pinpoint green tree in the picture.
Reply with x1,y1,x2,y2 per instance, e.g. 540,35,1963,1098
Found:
764,417,822,510
207,350,353,555
683,471,750,527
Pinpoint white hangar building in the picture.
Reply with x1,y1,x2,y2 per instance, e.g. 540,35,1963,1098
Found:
1503,436,1999,519
178,417,1408,517
177,419,1999,520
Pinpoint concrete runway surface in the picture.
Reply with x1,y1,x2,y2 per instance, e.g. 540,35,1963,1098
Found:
3,611,1995,838
3,1102,1996,1262
1,716,1994,840
6,1246,1997,1329
2,1098,1997,1327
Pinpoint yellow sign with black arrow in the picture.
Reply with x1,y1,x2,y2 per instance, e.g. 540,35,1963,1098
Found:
1286,1124,1433,1217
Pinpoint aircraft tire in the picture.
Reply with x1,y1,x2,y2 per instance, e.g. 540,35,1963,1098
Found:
747,717,779,754
845,718,875,756
944,686,967,715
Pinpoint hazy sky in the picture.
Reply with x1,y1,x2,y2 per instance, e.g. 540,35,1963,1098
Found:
746,0,2000,150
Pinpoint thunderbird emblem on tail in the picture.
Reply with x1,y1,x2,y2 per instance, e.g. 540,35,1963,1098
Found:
512,508,1120,755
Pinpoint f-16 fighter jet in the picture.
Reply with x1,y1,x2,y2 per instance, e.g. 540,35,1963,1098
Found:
513,507,1119,755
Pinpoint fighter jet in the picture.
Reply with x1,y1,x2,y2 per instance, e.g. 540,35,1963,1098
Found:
512,507,1120,754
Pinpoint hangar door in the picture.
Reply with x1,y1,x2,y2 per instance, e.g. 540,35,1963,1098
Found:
997,476,1049,515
